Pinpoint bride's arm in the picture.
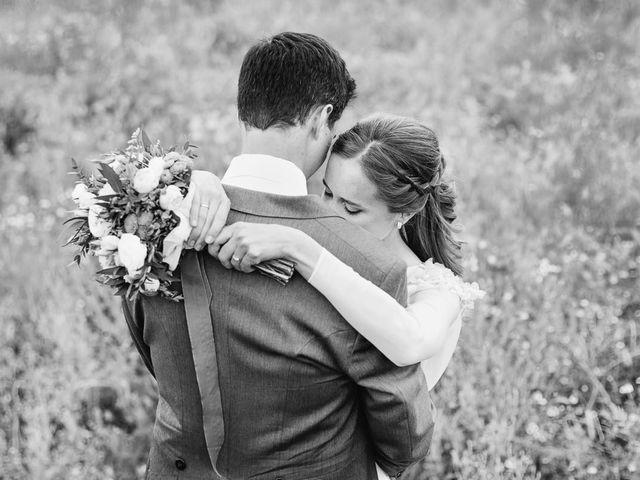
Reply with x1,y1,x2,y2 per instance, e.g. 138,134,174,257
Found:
305,248,461,366
211,222,462,366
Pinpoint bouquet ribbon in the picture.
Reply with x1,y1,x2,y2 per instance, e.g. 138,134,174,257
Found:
162,184,196,270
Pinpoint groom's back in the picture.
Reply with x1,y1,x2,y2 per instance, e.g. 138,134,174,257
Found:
204,186,431,479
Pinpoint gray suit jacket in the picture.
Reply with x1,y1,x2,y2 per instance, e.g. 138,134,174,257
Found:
123,186,435,480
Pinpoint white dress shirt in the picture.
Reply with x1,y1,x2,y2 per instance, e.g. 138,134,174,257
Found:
221,154,307,196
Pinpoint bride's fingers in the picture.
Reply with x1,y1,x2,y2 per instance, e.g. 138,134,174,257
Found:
216,241,236,269
189,187,201,228
187,188,202,247
207,242,221,258
229,250,245,271
194,204,217,250
238,252,256,273
212,225,233,248
231,244,251,272
218,239,246,270
207,225,233,258
205,197,231,245
215,226,239,268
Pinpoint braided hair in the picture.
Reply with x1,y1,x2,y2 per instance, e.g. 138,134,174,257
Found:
331,114,462,275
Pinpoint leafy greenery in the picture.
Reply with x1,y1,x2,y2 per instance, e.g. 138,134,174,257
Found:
0,0,638,479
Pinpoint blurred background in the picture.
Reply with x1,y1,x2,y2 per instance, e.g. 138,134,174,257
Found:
0,0,639,478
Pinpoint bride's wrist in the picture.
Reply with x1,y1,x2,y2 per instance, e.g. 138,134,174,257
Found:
284,230,322,280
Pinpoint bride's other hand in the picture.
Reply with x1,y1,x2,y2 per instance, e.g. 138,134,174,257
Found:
209,222,323,277
209,223,295,273
187,170,231,251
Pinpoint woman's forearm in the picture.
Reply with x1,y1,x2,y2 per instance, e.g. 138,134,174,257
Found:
282,229,324,280
307,249,460,366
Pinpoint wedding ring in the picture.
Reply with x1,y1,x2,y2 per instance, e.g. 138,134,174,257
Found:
201,203,209,209
232,256,241,262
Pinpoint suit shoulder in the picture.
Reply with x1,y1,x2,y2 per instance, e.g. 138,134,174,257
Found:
310,214,407,283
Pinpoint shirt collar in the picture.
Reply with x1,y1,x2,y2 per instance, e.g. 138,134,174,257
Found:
221,154,307,196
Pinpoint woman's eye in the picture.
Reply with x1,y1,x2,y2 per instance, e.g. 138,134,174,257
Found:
323,189,333,199
343,204,361,215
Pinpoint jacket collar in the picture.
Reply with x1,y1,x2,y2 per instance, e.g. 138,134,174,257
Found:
221,154,308,196
223,185,342,220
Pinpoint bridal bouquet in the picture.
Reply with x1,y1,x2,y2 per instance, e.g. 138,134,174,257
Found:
66,129,295,302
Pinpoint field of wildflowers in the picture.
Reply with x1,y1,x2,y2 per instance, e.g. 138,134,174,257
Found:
0,1,638,478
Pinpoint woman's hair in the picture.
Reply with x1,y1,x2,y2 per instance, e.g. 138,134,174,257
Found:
331,114,462,276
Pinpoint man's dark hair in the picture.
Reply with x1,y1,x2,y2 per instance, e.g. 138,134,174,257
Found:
238,32,356,130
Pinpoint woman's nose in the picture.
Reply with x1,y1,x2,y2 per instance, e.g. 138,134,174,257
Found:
320,195,341,213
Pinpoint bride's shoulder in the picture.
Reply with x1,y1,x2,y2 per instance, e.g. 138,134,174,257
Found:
407,259,485,311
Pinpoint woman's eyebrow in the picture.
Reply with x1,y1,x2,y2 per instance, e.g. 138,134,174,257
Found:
322,179,362,208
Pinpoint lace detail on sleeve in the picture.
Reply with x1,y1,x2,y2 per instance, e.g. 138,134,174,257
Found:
407,259,485,313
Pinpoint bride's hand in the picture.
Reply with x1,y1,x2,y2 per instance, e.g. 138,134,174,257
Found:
186,170,231,251
208,222,295,273
209,222,323,277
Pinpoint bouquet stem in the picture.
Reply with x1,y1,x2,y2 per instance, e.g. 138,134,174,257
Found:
254,258,296,285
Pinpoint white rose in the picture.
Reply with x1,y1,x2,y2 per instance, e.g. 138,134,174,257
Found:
118,233,148,276
94,235,120,256
148,156,165,173
143,277,160,293
101,235,120,251
133,167,162,194
72,183,96,209
169,156,193,174
72,183,87,200
88,205,113,238
98,254,115,269
98,183,116,197
163,151,181,168
159,185,184,212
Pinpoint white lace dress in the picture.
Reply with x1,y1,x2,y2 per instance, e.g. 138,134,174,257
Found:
405,259,484,388
307,250,484,480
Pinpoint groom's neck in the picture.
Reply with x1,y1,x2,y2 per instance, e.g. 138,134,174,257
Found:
241,127,312,178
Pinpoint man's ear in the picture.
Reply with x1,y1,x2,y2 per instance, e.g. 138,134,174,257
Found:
319,104,333,125
310,104,334,138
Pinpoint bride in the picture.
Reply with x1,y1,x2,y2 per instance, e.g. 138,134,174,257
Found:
190,114,483,476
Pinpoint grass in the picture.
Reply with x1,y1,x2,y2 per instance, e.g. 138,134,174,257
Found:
0,0,638,478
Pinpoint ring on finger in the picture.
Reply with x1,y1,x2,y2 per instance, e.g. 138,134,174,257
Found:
232,255,241,263
201,203,209,209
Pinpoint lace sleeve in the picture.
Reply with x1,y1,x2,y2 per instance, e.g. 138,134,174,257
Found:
407,259,485,313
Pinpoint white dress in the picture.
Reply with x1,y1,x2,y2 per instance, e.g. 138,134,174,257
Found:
307,249,484,480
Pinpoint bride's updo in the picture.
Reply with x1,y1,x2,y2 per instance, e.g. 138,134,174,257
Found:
331,114,462,275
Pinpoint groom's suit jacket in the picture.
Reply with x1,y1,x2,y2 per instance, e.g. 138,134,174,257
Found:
123,186,435,480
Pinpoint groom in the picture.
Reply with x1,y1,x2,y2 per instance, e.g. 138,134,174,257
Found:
123,32,434,479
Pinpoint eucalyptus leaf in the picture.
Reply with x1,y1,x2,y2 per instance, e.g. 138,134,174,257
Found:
99,163,124,194
141,129,152,149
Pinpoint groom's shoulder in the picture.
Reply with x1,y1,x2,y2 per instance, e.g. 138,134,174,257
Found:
223,186,405,280
305,200,406,283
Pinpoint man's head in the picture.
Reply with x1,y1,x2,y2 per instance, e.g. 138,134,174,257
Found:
237,32,356,175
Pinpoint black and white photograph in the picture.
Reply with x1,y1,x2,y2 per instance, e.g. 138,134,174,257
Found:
0,0,638,479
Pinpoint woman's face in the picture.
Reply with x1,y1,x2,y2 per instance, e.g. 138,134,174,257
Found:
322,154,398,239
